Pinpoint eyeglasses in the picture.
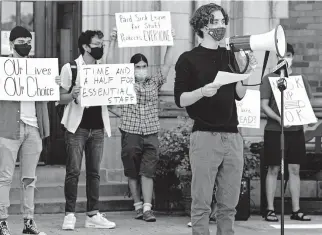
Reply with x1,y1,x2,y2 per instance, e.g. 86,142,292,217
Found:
89,43,105,48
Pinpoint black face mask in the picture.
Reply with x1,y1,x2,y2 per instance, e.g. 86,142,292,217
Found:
89,46,104,60
208,27,226,41
14,44,32,57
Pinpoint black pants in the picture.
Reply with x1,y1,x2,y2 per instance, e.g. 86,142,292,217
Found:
64,128,104,214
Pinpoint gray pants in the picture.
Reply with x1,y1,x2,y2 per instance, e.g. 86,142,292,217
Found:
190,131,244,235
0,123,42,219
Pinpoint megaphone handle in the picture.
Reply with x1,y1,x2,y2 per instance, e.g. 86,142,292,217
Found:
228,52,250,74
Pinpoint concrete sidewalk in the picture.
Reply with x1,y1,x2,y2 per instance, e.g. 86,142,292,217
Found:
5,212,322,235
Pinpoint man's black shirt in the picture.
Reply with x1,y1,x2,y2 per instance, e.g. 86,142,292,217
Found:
79,106,104,130
174,45,243,133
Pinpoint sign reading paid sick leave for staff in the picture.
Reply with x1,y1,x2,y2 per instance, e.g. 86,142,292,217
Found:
269,75,317,126
115,11,173,48
79,63,137,107
236,90,260,129
0,57,59,101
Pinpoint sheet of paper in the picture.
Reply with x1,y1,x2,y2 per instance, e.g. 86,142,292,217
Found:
213,71,251,86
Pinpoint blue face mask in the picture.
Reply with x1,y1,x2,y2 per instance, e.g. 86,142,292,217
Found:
208,27,226,41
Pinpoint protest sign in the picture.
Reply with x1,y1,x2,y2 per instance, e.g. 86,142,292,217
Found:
268,75,317,126
0,57,59,101
115,11,173,47
79,63,137,107
236,90,260,128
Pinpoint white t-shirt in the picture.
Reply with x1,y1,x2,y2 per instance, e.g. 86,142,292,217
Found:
20,101,38,128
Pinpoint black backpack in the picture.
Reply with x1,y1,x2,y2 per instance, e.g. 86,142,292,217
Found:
56,60,78,125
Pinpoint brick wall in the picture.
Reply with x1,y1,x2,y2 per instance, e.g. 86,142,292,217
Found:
281,1,322,92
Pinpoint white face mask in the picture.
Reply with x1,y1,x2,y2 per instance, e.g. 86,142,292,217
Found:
284,57,293,68
135,69,148,81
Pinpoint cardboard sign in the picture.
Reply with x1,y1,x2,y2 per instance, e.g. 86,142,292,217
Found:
1,31,35,56
115,11,173,48
236,90,261,128
80,63,137,107
269,75,317,126
0,57,59,101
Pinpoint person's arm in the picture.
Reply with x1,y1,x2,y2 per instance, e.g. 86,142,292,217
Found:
160,29,176,83
261,99,281,124
235,52,258,100
105,28,117,64
58,64,79,105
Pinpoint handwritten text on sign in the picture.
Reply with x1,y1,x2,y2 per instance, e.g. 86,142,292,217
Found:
115,11,173,48
0,57,59,101
236,90,260,128
80,64,137,107
268,75,316,126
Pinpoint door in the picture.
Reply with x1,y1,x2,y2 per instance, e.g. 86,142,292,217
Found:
46,1,82,165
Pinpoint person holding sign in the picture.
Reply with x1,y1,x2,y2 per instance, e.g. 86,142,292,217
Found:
0,26,61,235
59,30,115,230
174,4,257,235
260,43,312,222
106,27,175,222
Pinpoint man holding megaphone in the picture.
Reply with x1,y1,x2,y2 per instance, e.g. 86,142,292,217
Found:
174,3,257,235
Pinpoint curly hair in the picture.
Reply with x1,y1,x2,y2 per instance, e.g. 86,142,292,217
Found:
190,3,229,38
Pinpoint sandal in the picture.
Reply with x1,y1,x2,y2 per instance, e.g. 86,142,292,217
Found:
263,210,279,222
290,210,311,221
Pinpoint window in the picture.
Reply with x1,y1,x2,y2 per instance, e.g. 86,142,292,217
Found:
0,1,35,56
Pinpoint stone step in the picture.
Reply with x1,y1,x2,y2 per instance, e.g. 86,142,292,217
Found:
8,196,133,214
10,182,129,201
11,166,109,187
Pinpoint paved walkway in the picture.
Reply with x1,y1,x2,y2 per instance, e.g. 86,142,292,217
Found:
5,212,322,235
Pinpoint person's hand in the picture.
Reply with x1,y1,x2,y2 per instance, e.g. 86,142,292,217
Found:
110,27,117,41
201,83,221,97
71,85,81,99
55,76,61,86
236,50,258,72
277,117,291,128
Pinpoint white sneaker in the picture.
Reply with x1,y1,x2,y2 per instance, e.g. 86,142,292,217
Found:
187,221,192,227
62,213,76,230
85,213,116,229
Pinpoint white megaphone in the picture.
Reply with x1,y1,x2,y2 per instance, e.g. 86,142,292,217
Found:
225,25,286,58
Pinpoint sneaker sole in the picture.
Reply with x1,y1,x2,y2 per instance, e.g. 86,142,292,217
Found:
144,218,156,222
62,225,75,230
85,223,116,229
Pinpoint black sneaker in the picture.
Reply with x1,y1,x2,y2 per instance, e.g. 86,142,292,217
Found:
0,221,10,235
143,210,156,222
135,208,143,220
22,219,41,234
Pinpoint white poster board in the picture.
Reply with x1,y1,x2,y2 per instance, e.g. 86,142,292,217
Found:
1,31,35,56
115,11,173,48
0,57,59,101
236,90,261,128
268,75,317,126
79,63,137,107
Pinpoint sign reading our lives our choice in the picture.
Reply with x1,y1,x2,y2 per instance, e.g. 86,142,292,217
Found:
0,57,59,101
115,11,173,47
79,64,137,107
269,75,317,126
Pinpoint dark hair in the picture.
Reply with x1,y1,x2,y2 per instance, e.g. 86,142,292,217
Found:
78,30,104,55
287,43,294,55
130,53,148,66
9,26,32,42
190,3,229,38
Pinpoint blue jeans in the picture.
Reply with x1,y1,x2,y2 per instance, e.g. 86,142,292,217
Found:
64,128,104,215
190,131,244,235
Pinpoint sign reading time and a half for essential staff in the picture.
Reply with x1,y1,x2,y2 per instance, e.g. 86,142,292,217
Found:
79,63,137,107
115,11,173,48
0,57,59,101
